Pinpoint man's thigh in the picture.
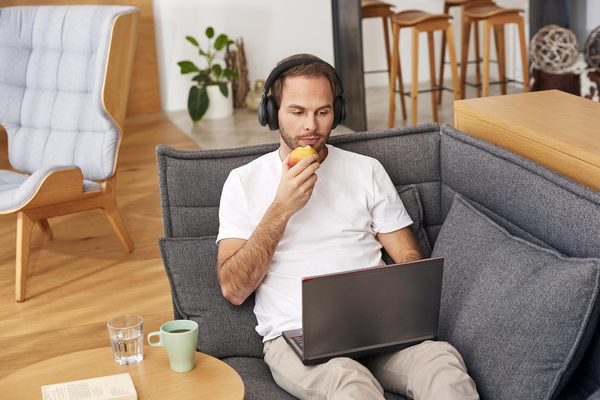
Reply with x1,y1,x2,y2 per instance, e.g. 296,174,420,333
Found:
263,336,385,400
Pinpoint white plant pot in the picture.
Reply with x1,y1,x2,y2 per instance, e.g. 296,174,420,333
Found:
204,82,234,120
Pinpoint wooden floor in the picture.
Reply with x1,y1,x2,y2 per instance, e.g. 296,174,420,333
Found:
0,113,199,379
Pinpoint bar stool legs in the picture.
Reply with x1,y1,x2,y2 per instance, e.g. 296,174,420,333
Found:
463,3,530,98
411,27,419,125
517,18,530,93
437,2,451,105
494,25,506,95
389,12,460,127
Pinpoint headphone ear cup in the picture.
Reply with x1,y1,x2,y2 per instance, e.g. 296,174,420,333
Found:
340,97,346,124
266,95,279,131
258,96,268,127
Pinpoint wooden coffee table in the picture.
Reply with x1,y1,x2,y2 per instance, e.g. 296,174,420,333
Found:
0,346,245,399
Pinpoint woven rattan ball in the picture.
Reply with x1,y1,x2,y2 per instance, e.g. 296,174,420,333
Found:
530,25,579,72
585,25,600,70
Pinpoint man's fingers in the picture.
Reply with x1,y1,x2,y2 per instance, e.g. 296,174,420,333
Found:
281,154,290,174
299,173,318,193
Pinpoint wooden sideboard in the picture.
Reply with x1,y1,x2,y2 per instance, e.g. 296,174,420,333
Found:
454,90,600,193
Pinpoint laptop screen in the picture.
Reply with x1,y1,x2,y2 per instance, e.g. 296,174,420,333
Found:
301,257,443,358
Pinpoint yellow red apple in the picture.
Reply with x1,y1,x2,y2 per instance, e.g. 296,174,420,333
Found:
288,145,319,168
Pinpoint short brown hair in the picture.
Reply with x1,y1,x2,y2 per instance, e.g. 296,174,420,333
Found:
270,53,339,107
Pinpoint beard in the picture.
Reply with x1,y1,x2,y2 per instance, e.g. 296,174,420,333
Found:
279,125,331,153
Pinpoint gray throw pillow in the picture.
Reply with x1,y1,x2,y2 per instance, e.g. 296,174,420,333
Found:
158,237,264,359
432,195,600,400
398,184,432,258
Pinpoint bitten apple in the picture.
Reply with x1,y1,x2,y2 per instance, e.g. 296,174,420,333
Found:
288,145,319,168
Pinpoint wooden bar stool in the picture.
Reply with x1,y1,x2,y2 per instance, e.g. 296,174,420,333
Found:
388,11,461,127
461,1,530,98
438,0,478,104
361,0,406,119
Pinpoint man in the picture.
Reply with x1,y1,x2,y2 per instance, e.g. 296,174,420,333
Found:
216,53,479,399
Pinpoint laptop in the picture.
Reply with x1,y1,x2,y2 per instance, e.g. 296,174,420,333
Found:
282,257,444,365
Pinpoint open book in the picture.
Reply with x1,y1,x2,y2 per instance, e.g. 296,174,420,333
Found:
41,373,136,400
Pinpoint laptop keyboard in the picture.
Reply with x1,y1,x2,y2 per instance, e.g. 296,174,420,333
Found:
292,336,304,350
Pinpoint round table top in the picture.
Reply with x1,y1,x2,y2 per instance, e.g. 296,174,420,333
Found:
0,346,245,399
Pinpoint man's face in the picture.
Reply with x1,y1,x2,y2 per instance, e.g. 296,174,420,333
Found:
277,75,335,156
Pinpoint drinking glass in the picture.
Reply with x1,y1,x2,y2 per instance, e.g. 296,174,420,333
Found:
107,315,144,365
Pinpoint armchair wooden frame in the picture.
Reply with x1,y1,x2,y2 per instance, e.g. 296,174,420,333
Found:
0,10,140,302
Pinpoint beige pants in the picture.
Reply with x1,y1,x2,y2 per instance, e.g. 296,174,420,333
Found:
263,336,479,400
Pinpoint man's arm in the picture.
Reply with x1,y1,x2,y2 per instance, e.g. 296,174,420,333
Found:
377,227,423,264
217,153,320,305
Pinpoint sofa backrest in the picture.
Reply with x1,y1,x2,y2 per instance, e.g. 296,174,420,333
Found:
157,123,442,241
440,124,600,399
0,5,137,181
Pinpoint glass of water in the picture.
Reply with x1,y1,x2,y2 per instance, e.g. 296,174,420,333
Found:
107,315,144,365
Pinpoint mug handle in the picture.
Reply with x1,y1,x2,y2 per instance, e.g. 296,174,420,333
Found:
147,331,163,347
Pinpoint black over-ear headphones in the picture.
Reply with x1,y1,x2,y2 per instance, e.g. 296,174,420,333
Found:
258,58,346,131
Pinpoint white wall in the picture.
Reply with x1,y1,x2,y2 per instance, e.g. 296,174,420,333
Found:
154,0,529,112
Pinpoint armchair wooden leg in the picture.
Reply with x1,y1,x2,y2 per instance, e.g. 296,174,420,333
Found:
16,212,35,302
37,219,53,241
103,199,134,252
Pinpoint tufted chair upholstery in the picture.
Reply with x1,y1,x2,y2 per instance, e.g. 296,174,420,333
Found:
0,5,140,301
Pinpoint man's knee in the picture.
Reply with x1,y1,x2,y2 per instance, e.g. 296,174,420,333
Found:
419,341,467,368
321,357,384,398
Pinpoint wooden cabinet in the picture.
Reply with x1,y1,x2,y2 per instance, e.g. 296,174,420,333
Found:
454,90,600,193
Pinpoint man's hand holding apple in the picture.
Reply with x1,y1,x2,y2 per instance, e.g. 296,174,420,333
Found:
273,149,320,219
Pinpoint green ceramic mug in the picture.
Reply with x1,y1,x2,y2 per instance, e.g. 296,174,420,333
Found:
147,320,198,372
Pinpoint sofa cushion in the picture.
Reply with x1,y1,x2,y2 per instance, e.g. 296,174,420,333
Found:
432,195,600,400
398,184,432,258
158,237,264,359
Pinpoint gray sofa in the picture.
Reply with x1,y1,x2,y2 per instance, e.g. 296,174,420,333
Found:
156,123,600,400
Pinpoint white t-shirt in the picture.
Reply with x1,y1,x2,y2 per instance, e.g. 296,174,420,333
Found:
217,144,413,341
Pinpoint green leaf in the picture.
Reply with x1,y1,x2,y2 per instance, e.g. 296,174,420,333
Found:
227,40,235,46
199,48,208,57
224,69,239,79
212,64,222,77
188,85,209,122
205,27,214,39
192,71,208,83
177,61,199,74
186,36,199,47
214,34,228,51
217,82,228,97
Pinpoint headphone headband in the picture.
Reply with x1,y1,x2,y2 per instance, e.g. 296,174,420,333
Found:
262,58,344,97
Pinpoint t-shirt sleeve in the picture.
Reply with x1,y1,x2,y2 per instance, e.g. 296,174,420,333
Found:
370,160,413,234
216,171,254,244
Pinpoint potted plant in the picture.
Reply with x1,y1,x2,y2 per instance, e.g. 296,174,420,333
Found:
178,27,239,122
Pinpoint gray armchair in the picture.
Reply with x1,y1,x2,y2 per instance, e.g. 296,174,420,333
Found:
0,5,140,301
